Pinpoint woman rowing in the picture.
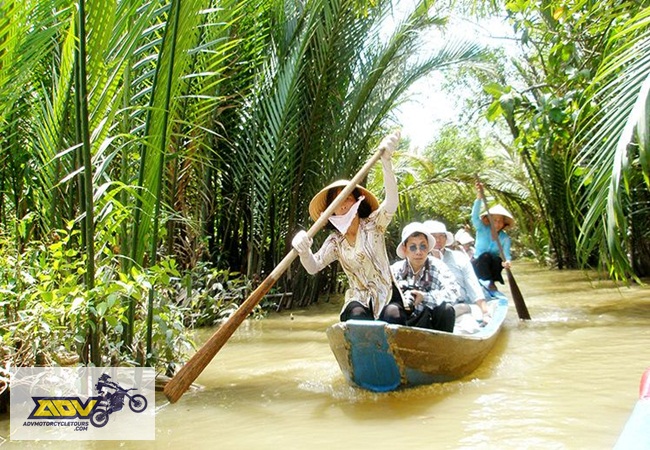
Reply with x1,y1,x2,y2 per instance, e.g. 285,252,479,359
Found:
291,131,407,324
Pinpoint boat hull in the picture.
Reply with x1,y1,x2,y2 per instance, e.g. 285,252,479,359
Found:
326,296,509,392
614,367,650,450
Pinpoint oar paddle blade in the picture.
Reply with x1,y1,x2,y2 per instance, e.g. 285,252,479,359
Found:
164,273,282,403
506,268,531,320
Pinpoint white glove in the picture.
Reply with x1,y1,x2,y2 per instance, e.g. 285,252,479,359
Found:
379,131,400,162
291,230,312,255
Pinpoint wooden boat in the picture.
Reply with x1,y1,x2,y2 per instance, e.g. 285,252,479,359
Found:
326,293,509,392
614,367,650,450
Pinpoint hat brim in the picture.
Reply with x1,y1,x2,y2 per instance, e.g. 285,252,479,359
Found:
308,179,379,222
396,228,436,259
428,231,455,247
480,205,514,228
455,234,474,245
422,221,454,246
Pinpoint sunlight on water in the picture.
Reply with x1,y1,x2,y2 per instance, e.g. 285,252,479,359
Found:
1,262,649,449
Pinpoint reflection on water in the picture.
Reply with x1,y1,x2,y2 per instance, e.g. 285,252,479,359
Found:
1,261,649,449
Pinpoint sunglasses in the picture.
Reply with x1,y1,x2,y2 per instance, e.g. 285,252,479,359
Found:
408,243,428,252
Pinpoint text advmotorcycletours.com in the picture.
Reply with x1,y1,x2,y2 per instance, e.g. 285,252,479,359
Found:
22,420,90,431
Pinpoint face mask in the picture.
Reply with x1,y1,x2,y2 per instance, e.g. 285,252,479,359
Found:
329,196,364,235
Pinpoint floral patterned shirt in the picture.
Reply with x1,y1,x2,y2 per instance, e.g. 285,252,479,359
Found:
312,205,394,318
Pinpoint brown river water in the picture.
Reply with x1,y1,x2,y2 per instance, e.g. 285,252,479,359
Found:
1,261,649,449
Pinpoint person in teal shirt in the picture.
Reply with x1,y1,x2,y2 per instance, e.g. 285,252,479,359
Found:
471,181,514,292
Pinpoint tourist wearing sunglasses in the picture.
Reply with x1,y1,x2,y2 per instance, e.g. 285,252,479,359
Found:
390,222,460,332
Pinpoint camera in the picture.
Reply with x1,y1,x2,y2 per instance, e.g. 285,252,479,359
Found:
397,280,419,312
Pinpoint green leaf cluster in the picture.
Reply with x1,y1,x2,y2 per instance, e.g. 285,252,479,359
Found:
466,0,650,279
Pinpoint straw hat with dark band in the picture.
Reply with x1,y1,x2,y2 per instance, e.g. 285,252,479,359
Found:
308,179,379,222
480,204,515,228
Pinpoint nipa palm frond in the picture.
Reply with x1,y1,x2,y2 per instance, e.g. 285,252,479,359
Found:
574,8,650,279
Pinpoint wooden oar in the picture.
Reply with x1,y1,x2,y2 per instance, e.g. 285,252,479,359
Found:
164,145,389,403
475,178,531,320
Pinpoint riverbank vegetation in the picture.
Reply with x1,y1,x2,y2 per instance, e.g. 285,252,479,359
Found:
1,0,649,387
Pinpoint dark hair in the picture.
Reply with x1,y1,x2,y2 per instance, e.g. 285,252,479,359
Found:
405,231,427,243
324,186,372,230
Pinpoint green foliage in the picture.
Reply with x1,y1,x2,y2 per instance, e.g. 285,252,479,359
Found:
573,6,650,280
373,122,537,262
0,0,509,373
210,0,489,276
0,217,266,376
478,0,615,269
0,221,194,370
468,0,650,279
173,263,259,328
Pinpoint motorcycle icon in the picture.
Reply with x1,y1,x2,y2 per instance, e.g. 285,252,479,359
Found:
90,373,148,428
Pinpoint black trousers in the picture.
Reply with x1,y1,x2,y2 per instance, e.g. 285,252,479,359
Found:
406,302,455,332
472,252,505,284
340,283,406,325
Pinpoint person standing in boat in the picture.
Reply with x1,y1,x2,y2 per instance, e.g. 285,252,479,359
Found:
390,222,458,332
424,220,491,323
291,131,407,324
471,181,515,292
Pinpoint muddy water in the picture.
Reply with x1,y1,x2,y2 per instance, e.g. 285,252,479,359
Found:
1,261,649,449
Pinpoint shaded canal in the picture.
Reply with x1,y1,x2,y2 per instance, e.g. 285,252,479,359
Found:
2,261,649,449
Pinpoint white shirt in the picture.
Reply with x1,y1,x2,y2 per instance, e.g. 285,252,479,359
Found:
438,248,485,304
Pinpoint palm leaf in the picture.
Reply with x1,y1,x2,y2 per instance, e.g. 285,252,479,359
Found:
574,8,650,279
130,0,207,269
0,0,74,235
